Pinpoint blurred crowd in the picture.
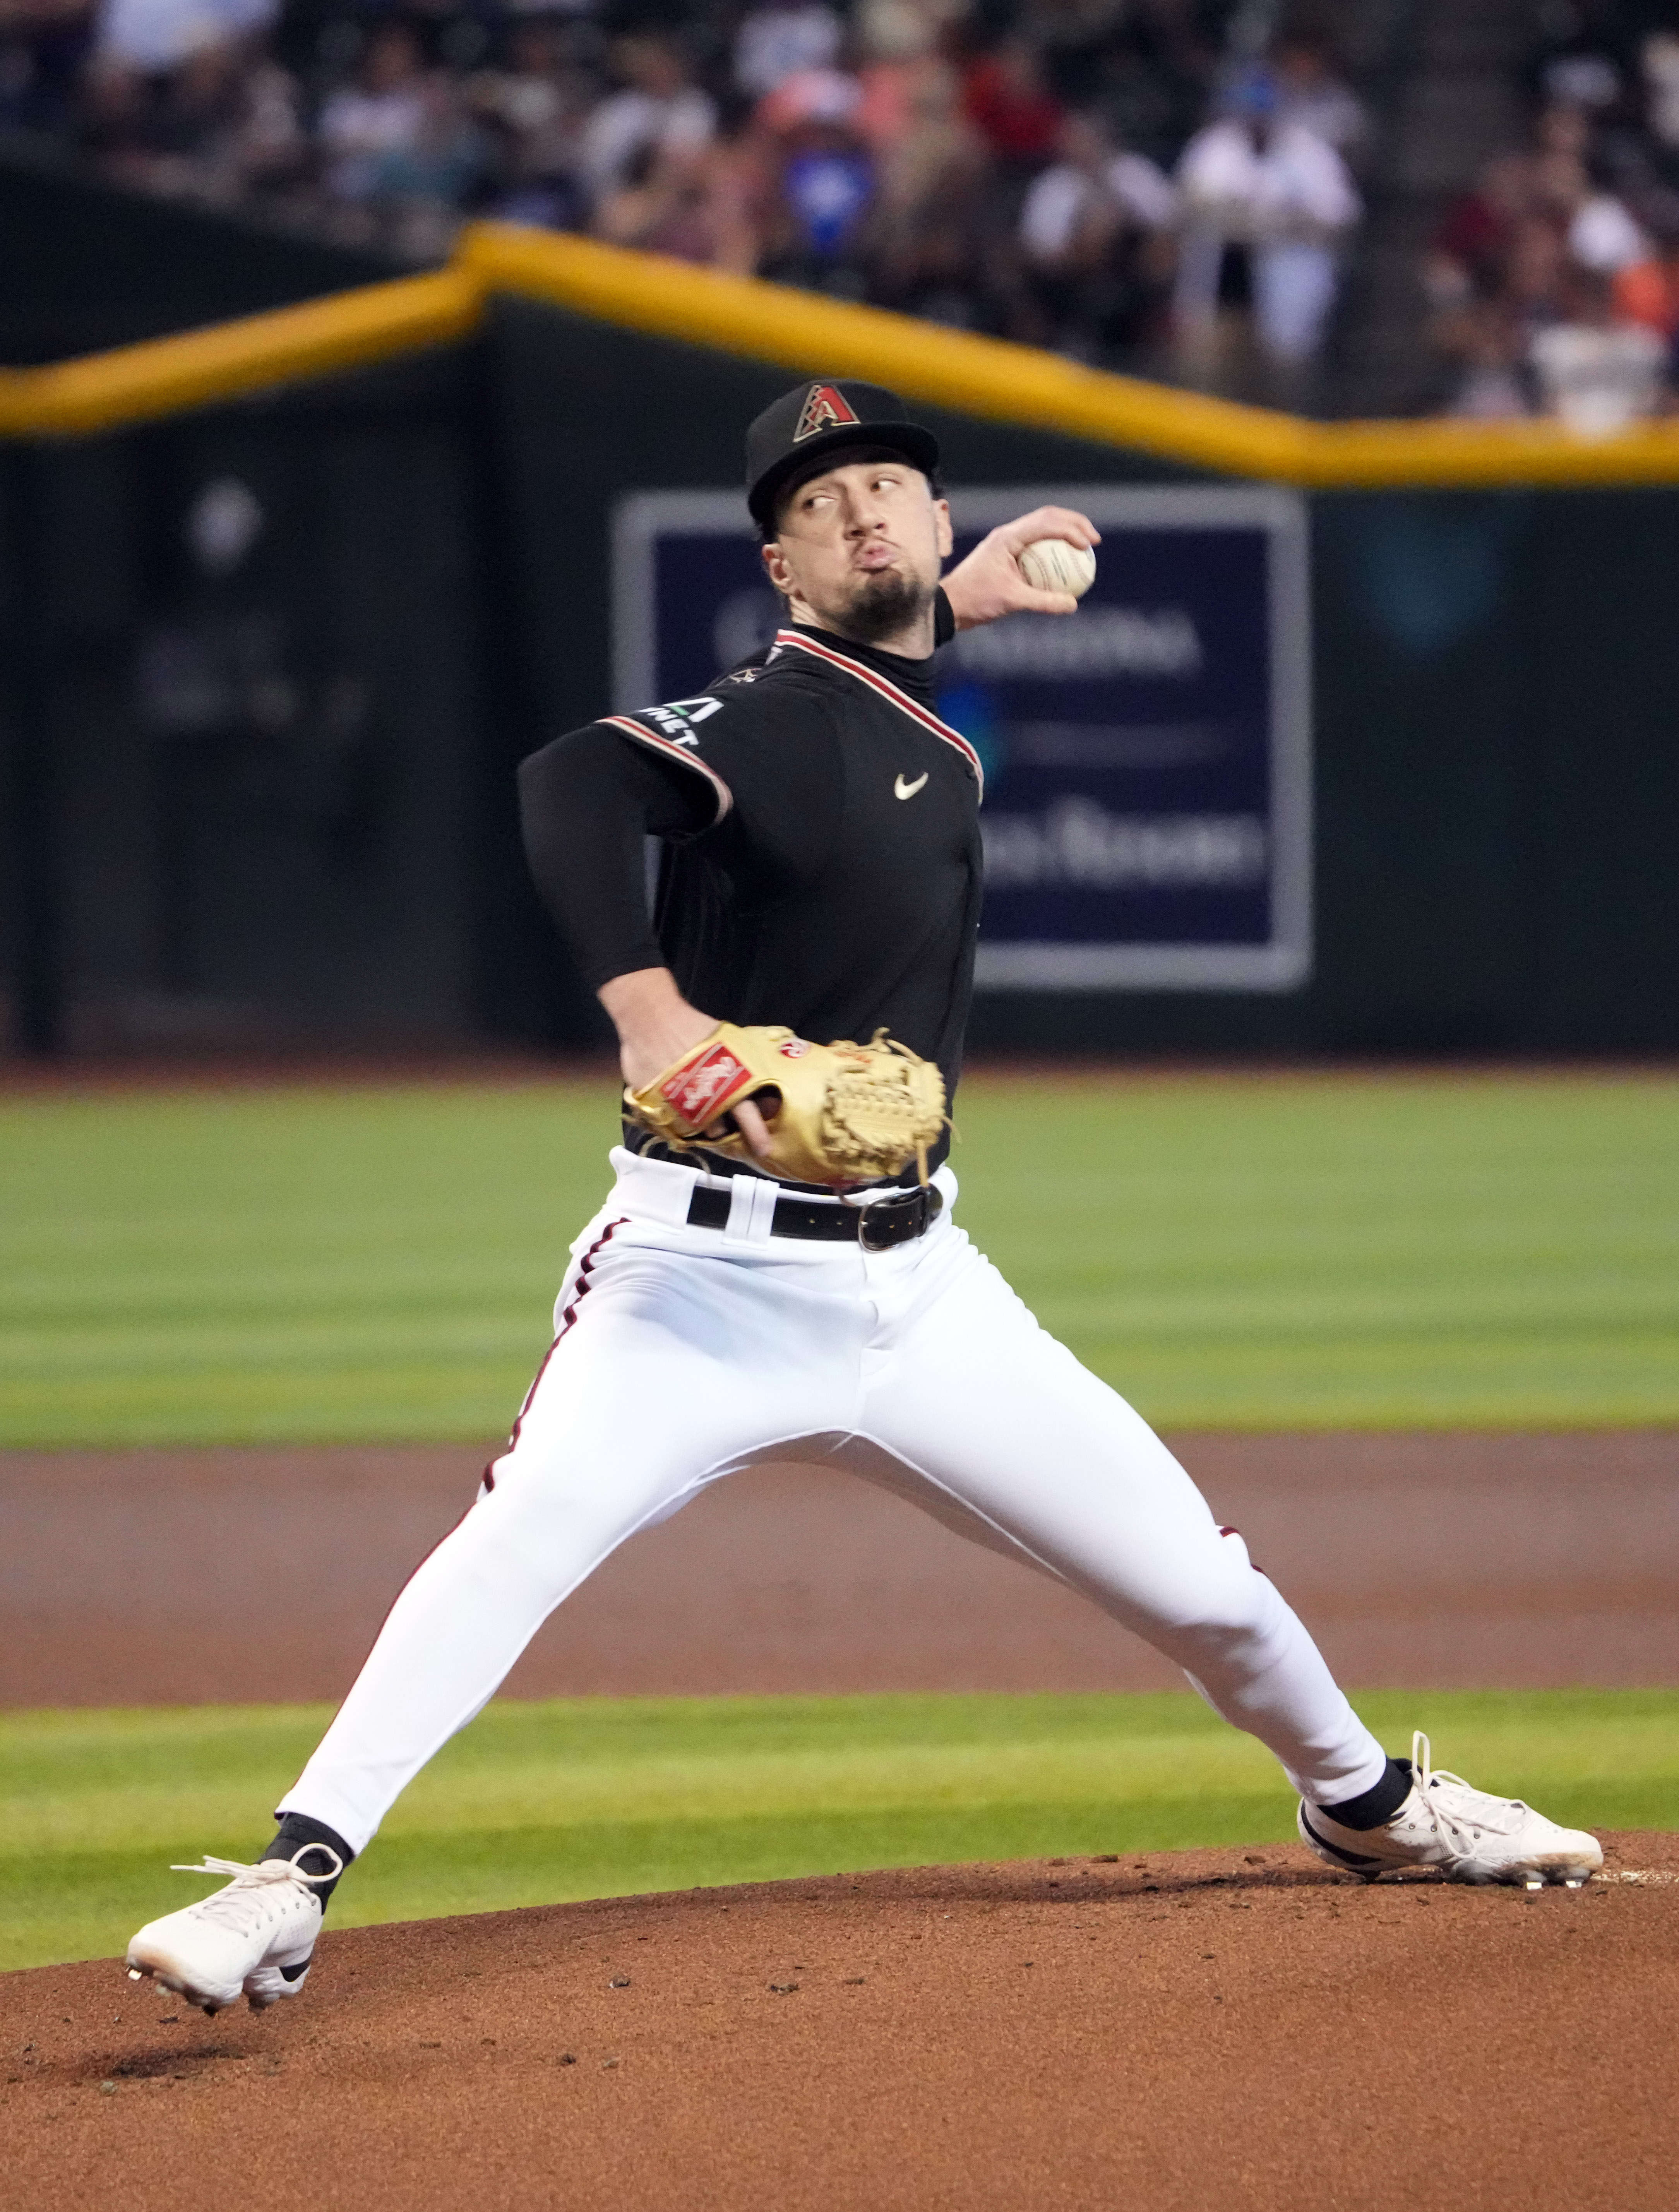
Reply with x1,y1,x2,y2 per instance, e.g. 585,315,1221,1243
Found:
18,0,1679,423
1430,4,1679,429
0,0,1367,387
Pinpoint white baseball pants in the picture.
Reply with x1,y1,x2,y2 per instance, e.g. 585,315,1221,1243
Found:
284,1148,1387,1854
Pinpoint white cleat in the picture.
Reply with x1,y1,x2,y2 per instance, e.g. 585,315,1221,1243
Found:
1298,1732,1604,1889
125,1852,340,2014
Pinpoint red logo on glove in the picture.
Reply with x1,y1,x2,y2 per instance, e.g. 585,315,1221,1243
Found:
779,1038,812,1058
662,1044,750,1128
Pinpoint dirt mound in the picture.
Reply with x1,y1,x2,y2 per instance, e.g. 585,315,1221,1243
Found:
6,1835,1676,2210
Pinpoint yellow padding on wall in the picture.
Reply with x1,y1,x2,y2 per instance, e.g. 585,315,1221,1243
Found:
456,222,1315,481
459,224,1679,488
0,267,482,437
8,216,1679,488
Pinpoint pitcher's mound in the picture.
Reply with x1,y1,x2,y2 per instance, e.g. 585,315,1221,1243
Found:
7,1834,1676,2210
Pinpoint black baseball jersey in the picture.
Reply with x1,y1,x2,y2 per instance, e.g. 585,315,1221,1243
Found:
518,617,983,1178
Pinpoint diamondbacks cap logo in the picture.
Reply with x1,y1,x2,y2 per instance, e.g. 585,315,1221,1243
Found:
793,384,860,442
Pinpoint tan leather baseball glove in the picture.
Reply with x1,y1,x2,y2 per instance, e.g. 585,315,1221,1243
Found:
625,1023,947,1188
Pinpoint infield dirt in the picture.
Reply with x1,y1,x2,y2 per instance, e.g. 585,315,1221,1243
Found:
6,1832,1675,2210
6,1431,1676,1704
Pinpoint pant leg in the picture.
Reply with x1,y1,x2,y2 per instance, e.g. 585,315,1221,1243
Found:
1172,223,1225,330
857,1220,1387,1806
1253,240,1336,362
283,1199,864,1852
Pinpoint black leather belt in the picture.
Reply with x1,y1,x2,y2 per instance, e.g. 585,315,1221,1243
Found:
686,1181,943,1252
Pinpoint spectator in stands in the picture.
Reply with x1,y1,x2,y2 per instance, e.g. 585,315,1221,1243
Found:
91,0,272,81
1423,57,1679,423
46,0,1471,410
182,39,302,201
317,19,428,202
961,33,1064,190
1530,257,1667,433
1271,28,1367,166
1021,0,1128,107
1425,150,1538,311
1530,0,1630,123
853,0,969,89
1611,218,1679,347
1530,99,1592,221
733,1,841,102
85,10,309,205
470,16,599,233
1568,169,1651,275
0,0,96,135
1642,29,1679,168
81,0,279,182
316,19,484,253
1082,4,1213,173
1439,295,1531,420
753,62,875,296
578,31,714,214
1018,106,1175,358
852,0,941,151
859,55,991,326
1172,65,1359,392
594,135,759,270
1504,212,1568,327
754,55,861,140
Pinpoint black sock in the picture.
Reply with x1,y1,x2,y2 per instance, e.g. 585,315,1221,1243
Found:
1318,1758,1413,1832
262,1812,355,1912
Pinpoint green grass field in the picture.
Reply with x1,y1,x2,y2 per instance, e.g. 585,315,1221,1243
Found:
3,1070,1677,1443
5,1687,1676,1974
4,1074,1674,1975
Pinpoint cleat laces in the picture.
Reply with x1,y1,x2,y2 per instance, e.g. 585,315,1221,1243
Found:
1409,1731,1531,1852
166,1852,342,1938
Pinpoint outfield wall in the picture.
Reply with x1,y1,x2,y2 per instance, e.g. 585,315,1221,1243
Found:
0,151,399,366
2,187,1676,1056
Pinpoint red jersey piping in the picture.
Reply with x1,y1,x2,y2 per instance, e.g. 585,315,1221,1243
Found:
600,715,733,822
495,1216,629,1468
773,630,984,796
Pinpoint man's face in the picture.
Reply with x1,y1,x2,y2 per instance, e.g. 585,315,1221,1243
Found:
762,454,953,645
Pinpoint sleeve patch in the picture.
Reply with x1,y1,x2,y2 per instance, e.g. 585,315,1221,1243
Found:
632,697,723,740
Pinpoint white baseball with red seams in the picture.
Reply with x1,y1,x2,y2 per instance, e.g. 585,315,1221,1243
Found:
1018,538,1097,598
281,1148,1389,1856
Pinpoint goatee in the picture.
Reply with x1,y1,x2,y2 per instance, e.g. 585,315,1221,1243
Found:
840,569,934,646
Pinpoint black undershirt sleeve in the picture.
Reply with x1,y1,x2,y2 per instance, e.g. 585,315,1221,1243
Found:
518,724,714,991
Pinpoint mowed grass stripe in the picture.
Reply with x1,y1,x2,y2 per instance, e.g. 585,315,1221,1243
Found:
3,1688,1676,1972
2,1073,1676,1441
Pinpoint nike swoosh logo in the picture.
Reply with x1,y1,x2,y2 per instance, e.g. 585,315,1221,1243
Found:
894,772,929,800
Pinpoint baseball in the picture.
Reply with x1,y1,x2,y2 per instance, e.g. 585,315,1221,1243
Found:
1018,537,1096,598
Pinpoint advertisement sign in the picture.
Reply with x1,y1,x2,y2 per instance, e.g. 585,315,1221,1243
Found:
612,483,1311,989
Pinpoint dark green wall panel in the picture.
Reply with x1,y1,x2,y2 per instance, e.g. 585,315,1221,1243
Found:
3,230,1674,1053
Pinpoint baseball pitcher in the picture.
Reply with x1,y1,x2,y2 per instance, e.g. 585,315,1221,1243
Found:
126,380,1601,2014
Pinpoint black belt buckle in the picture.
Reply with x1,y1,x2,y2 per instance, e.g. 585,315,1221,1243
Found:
856,1186,938,1252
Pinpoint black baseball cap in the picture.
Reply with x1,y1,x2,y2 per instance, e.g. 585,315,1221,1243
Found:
745,379,941,529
